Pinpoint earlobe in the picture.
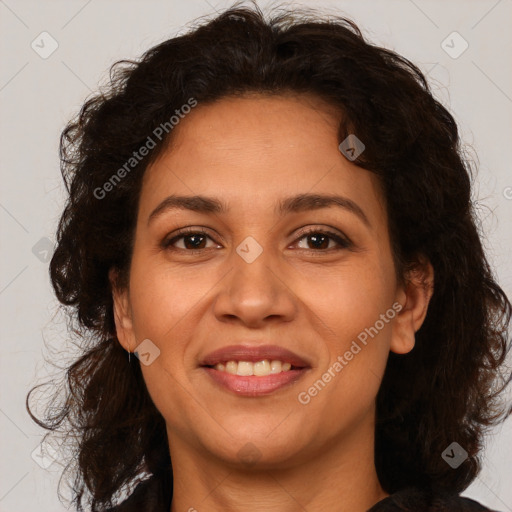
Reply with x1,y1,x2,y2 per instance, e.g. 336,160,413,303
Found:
390,257,434,355
109,268,135,353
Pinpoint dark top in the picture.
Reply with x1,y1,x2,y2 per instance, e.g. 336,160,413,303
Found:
106,475,501,512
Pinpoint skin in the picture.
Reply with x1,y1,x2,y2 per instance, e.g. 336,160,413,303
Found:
111,92,434,512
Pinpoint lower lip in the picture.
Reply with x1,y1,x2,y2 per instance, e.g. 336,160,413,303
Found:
202,367,308,396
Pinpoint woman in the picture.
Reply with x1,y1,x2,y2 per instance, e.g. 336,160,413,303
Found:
26,2,511,511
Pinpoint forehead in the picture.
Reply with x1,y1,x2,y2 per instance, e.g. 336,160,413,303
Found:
139,93,386,228
168,92,341,151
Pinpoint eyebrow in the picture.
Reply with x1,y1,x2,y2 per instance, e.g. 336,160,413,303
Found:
147,193,370,227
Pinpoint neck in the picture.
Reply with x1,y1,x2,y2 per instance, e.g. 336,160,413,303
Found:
168,412,389,512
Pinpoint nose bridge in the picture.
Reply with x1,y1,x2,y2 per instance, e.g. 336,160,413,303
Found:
231,232,279,302
212,231,296,325
232,236,278,294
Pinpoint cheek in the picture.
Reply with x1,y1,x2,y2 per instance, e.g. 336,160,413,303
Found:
296,255,395,346
294,255,395,406
128,252,207,343
128,260,202,429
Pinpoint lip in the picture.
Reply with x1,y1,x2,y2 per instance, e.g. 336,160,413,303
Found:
200,344,310,368
203,367,309,397
199,344,311,397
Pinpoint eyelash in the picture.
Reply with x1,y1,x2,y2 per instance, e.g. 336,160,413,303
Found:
161,227,352,254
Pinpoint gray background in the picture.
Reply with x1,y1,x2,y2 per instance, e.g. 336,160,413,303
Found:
1,0,511,510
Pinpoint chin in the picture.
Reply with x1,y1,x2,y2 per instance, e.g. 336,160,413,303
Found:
202,424,312,469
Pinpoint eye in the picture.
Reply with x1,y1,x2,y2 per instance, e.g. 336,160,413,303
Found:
161,226,352,253
293,227,352,252
161,228,220,252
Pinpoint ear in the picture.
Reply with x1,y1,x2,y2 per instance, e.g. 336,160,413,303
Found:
109,268,136,353
390,256,434,355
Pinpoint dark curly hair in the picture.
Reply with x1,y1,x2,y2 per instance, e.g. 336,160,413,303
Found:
26,1,512,510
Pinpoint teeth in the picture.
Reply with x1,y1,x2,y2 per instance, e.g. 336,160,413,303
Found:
225,361,237,374
214,360,295,376
254,360,270,376
270,360,282,374
236,361,253,376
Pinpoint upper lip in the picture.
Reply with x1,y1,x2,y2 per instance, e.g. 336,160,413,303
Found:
200,344,310,368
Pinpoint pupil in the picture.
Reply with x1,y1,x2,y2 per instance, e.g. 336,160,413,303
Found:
309,234,328,249
185,234,205,249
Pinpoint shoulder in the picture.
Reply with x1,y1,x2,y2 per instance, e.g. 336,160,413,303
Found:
105,475,171,512
368,486,500,512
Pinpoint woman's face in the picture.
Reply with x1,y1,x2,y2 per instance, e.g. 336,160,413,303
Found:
112,92,429,470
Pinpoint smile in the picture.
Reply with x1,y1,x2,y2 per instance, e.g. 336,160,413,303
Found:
199,344,311,396
211,359,293,376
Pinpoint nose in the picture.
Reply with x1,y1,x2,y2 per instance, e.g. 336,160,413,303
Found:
211,240,297,328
